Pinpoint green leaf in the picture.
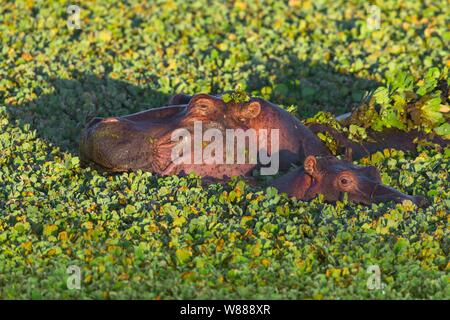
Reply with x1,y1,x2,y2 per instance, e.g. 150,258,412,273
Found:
373,87,390,106
434,123,450,137
394,238,410,253
173,216,187,227
176,248,191,264
384,110,406,129
421,96,443,124
222,93,231,103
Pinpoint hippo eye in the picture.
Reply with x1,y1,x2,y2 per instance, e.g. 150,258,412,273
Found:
338,174,354,188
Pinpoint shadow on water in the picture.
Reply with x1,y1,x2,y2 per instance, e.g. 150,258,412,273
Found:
3,72,171,154
245,56,380,117
3,59,380,156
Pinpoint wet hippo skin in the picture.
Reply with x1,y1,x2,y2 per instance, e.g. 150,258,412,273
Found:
80,93,329,176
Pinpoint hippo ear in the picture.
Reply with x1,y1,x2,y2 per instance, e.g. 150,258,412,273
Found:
240,101,261,119
304,155,318,177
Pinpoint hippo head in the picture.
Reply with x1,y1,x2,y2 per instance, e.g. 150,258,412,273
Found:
301,155,427,206
79,94,265,173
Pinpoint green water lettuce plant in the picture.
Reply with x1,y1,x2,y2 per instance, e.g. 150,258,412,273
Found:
345,68,450,139
0,0,449,300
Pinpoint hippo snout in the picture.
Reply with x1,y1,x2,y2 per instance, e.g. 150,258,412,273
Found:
371,183,428,207
410,195,429,207
80,117,154,172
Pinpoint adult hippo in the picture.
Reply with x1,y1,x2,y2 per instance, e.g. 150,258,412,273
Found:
80,93,329,176
80,93,429,206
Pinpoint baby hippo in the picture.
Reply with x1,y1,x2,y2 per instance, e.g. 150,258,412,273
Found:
270,155,428,206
